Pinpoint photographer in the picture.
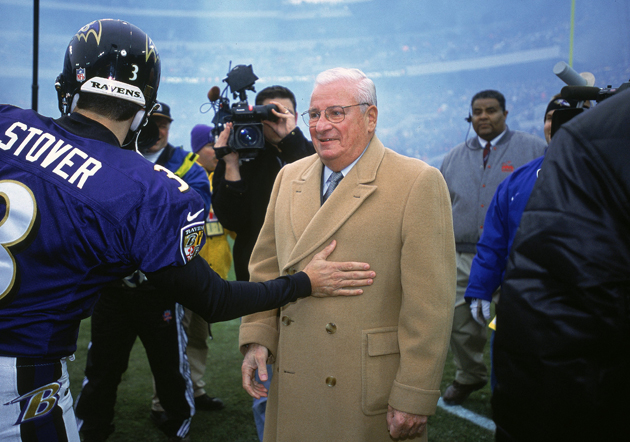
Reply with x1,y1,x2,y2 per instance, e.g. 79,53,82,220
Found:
212,85,315,282
211,85,313,440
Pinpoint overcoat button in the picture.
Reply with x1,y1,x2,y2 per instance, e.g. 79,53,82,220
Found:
281,316,293,326
325,323,337,334
287,268,297,275
325,376,336,387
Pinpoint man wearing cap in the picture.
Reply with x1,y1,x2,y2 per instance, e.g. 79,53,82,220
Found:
543,95,589,144
75,103,213,441
463,94,588,391
190,124,234,284
178,124,235,413
140,102,211,212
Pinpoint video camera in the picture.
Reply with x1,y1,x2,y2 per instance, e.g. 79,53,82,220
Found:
555,60,630,103
207,64,278,161
552,61,630,138
560,81,630,103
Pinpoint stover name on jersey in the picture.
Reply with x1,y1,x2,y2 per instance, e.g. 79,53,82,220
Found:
0,121,102,189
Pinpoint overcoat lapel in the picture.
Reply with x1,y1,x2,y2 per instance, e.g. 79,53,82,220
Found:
288,159,323,243
283,137,386,271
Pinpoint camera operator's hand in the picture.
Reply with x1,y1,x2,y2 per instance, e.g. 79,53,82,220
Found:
214,122,241,181
214,121,232,150
263,100,297,146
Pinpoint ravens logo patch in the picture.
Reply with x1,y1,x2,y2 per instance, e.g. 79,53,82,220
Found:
180,223,204,263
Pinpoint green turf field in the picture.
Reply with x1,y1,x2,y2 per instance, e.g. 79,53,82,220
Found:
68,317,494,441
69,233,494,441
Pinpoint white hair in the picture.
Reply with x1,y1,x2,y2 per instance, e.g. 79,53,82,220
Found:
314,67,377,107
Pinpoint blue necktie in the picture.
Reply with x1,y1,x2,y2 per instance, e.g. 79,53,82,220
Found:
323,172,343,203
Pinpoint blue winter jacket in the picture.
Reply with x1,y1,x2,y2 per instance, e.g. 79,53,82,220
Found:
464,154,545,303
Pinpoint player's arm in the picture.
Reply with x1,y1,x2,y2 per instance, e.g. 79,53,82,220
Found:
147,256,308,323
146,240,374,323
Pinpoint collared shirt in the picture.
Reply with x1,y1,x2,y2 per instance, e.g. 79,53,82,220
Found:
321,142,369,197
477,129,507,148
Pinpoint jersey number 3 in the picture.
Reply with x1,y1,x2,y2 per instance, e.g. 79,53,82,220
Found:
154,164,189,192
0,180,37,300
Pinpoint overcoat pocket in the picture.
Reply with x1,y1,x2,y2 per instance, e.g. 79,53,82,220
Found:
361,326,400,415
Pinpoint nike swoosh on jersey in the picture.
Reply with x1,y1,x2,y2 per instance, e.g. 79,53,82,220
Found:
187,209,204,222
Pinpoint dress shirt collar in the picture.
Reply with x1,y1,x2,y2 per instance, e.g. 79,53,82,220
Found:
322,142,369,196
477,128,507,148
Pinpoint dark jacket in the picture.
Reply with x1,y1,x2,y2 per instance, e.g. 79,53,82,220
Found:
212,127,314,281
492,89,630,441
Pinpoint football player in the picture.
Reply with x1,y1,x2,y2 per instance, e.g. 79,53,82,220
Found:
0,19,374,441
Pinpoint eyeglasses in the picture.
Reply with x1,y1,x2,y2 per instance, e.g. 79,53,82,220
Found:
301,103,369,126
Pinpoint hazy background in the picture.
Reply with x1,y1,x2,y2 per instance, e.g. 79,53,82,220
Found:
2,0,629,166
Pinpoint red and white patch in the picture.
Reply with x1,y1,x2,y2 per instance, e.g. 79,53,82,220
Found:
76,68,86,82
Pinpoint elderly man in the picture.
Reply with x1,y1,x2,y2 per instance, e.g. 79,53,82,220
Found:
239,67,456,442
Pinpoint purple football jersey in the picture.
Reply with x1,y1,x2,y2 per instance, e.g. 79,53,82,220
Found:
0,105,206,358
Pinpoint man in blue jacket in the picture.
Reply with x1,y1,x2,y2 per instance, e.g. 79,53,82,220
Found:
140,102,212,213
464,95,586,390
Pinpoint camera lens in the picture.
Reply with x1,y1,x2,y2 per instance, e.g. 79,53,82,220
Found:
236,125,261,147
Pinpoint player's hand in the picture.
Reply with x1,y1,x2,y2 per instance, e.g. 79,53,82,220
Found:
242,344,269,399
263,100,296,145
387,406,427,439
470,298,491,325
303,240,374,297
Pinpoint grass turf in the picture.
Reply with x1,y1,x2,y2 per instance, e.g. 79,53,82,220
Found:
68,235,493,441
68,317,494,441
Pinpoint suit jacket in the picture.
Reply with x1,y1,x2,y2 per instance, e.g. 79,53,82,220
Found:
239,136,456,442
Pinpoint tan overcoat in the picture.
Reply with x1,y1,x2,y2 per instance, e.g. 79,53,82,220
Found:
239,136,456,442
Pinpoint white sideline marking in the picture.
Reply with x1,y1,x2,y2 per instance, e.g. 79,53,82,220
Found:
437,398,496,432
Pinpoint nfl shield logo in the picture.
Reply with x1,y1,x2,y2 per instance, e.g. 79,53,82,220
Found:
76,68,86,82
